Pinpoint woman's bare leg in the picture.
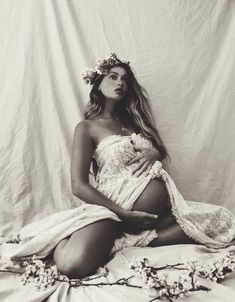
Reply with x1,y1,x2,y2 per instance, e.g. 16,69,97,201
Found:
148,221,196,247
53,219,119,279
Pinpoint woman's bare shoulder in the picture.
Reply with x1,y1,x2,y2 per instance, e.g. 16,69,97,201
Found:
74,120,90,134
74,119,102,142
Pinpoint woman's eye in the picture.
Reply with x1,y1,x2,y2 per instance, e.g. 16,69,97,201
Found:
110,75,117,80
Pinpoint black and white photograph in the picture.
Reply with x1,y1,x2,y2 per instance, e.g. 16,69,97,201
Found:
0,0,235,301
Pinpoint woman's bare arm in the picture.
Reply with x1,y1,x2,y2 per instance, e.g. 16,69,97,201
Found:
71,121,129,219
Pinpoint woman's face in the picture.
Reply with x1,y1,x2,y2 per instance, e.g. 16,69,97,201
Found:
98,66,128,101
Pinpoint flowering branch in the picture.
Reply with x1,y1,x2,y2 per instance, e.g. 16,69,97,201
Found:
0,269,21,275
67,276,141,289
5,252,234,301
129,257,210,301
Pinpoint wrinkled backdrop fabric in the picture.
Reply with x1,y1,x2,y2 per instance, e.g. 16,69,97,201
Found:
0,0,235,236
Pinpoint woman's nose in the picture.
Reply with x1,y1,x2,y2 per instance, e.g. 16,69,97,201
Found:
117,79,123,87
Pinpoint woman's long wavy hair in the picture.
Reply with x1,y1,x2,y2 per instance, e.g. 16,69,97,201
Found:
84,62,169,160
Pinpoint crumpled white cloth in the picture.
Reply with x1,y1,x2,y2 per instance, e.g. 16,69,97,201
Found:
0,203,120,262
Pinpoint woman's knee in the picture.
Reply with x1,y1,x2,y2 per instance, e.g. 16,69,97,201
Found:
54,248,93,279
53,220,118,279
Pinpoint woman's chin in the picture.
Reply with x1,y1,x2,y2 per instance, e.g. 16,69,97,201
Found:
105,95,124,102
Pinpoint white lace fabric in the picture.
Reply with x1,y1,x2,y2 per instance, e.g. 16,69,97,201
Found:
94,133,235,251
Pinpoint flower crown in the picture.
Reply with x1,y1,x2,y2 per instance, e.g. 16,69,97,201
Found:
82,52,130,85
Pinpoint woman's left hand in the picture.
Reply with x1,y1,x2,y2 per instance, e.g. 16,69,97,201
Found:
126,147,162,177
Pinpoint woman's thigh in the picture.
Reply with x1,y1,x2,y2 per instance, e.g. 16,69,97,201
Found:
54,219,119,278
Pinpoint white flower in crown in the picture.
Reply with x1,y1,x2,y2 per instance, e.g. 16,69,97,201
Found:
82,52,130,85
82,68,100,85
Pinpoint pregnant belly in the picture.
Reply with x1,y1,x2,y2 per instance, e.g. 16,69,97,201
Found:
131,178,169,217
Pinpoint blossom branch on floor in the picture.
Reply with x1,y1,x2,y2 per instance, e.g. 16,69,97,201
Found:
11,252,235,301
130,257,210,301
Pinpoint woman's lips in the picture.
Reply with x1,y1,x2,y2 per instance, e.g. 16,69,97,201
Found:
114,88,124,94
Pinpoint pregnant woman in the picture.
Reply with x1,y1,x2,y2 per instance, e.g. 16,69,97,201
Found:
2,53,235,281
52,53,235,279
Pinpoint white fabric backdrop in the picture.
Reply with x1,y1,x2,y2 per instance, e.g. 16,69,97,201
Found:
0,0,235,236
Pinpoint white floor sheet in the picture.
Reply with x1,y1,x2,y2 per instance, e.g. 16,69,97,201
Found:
1,244,235,302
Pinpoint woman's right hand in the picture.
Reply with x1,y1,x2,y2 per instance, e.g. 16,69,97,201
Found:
121,210,158,234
